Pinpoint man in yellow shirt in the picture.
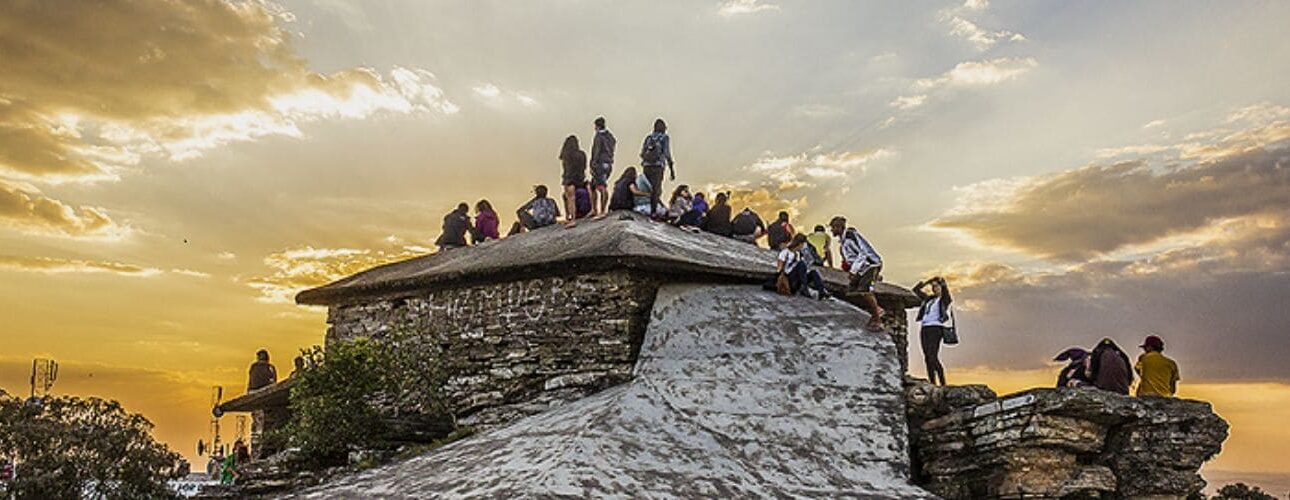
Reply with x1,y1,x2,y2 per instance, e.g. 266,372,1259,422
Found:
1135,335,1180,397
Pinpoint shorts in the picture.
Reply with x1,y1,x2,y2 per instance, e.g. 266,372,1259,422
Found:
848,265,881,293
562,173,586,187
591,163,612,188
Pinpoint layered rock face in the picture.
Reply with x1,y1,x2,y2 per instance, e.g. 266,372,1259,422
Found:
293,284,935,498
907,380,1229,499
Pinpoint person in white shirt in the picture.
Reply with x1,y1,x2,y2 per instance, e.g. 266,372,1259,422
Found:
830,216,885,329
774,234,830,300
913,276,952,386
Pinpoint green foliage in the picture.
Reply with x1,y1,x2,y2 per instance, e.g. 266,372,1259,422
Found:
282,332,449,467
395,426,476,461
0,389,182,499
1212,483,1279,500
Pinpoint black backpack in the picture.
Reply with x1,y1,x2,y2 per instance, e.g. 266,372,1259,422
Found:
641,134,663,164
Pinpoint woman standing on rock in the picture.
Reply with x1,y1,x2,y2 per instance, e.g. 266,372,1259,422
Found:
913,276,952,386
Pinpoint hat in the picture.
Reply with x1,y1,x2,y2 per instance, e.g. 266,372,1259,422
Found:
1140,335,1164,351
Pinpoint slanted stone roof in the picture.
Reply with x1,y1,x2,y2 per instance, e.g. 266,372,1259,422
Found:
291,284,935,498
216,378,294,414
296,211,918,306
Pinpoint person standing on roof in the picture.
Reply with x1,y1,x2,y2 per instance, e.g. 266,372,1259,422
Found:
435,202,473,251
248,350,277,391
766,211,795,250
1087,338,1134,395
640,119,675,215
1135,335,1180,397
590,117,616,218
702,192,733,236
830,216,886,329
913,276,951,386
806,225,833,267
558,135,588,226
517,185,561,231
731,207,767,245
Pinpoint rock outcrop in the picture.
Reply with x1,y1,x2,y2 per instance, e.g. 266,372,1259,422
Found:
907,379,1229,499
291,284,935,498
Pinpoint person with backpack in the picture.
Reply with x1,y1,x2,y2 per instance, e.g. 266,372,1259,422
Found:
768,234,829,300
806,225,833,267
830,216,885,329
590,117,616,218
435,202,473,251
639,118,675,215
731,207,767,244
766,211,795,250
1054,347,1093,388
559,135,588,226
609,167,637,211
517,185,561,231
1135,335,1180,397
702,192,733,236
1087,338,1134,395
473,199,500,242
913,276,952,386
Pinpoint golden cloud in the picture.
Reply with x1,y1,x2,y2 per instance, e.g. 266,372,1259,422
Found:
0,179,125,238
246,245,424,304
0,255,161,276
0,0,456,181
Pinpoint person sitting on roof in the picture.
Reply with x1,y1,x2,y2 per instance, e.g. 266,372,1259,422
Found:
608,167,637,212
631,167,666,218
517,185,561,231
1135,335,1180,397
248,350,277,391
766,211,795,250
668,184,693,223
806,225,833,267
473,199,500,242
1054,347,1093,388
692,192,709,214
768,234,830,300
731,207,767,245
831,216,886,329
702,192,733,237
575,182,593,219
1087,338,1134,395
435,202,473,251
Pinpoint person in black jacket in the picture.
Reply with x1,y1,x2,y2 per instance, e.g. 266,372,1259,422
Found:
701,192,733,236
608,167,638,211
435,202,472,251
1054,347,1092,388
559,135,587,226
912,276,952,386
1088,338,1134,395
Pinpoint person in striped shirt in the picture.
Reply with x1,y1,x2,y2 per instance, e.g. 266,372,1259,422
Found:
830,216,885,329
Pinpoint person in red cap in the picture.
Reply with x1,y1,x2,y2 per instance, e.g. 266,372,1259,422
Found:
1135,335,1180,397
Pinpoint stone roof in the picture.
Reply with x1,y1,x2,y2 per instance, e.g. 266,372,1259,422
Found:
296,211,918,306
291,284,935,498
216,378,294,414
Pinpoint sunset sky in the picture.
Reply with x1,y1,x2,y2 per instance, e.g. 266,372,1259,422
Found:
2,0,1289,487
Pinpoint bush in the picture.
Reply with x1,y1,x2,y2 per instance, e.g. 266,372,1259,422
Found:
0,390,182,499
282,332,449,467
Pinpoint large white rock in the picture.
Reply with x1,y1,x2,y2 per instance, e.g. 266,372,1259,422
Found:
294,284,933,498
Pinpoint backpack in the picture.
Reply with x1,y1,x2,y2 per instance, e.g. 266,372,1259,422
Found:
532,198,557,225
800,243,823,267
641,134,664,164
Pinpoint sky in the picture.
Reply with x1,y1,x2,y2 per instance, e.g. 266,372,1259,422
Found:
2,0,1289,487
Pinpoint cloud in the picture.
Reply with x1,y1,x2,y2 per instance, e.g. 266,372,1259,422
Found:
705,183,809,221
0,0,456,181
744,148,896,187
471,83,540,108
0,179,127,238
717,0,779,17
0,255,161,277
962,0,989,10
890,57,1037,114
931,108,1290,260
945,16,1026,51
246,245,423,303
1143,119,1167,129
473,84,502,99
890,95,928,110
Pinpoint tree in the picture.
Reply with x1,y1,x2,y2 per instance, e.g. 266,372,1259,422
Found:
281,333,449,467
0,389,181,499
1211,483,1278,500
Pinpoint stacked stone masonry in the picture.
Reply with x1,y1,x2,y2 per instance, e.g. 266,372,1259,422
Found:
324,269,658,427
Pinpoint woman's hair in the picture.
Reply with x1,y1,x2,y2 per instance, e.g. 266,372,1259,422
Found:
559,135,579,160
694,192,705,200
789,233,809,248
619,166,637,182
670,184,689,204
653,118,667,133
476,199,493,213
715,191,729,205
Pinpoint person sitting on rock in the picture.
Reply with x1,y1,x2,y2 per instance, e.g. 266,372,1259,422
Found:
731,207,767,245
831,216,886,329
248,349,277,391
701,192,733,237
574,182,593,219
435,202,473,251
1054,347,1093,388
630,167,666,218
766,211,795,250
517,185,561,231
1087,338,1134,395
768,234,829,300
473,199,500,242
913,276,951,386
668,184,694,224
806,225,833,268
608,167,637,212
1135,335,1180,397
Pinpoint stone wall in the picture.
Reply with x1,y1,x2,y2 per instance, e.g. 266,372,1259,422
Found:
324,269,658,427
906,380,1229,499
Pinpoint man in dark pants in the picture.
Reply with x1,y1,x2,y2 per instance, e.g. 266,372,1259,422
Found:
639,118,675,217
